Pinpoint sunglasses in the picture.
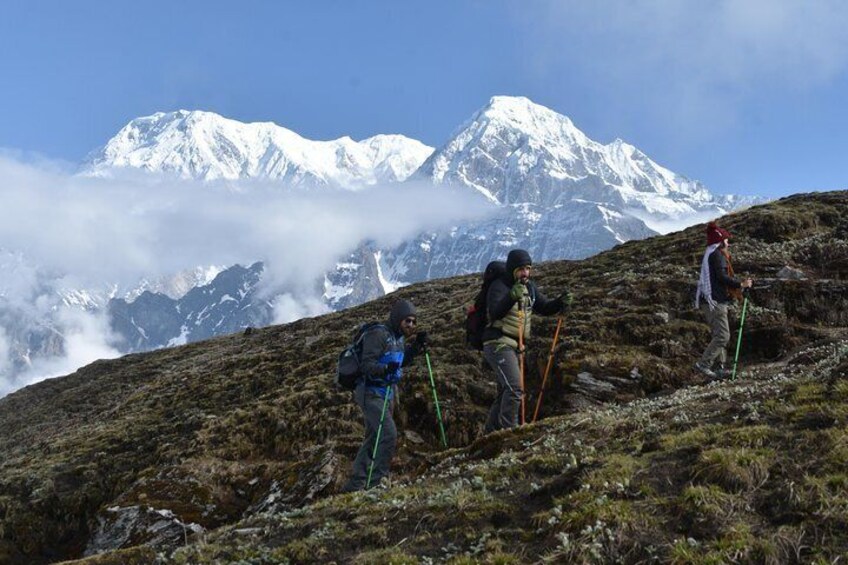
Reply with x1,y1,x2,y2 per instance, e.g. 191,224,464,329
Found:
402,317,417,326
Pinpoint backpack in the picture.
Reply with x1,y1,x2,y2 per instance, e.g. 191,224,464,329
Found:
336,322,387,390
465,261,506,350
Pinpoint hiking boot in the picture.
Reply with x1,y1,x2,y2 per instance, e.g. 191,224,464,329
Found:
714,366,733,379
693,362,717,379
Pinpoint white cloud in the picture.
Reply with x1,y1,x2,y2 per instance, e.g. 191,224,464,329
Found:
271,293,331,325
0,327,11,379
0,156,492,291
0,308,122,397
0,154,494,396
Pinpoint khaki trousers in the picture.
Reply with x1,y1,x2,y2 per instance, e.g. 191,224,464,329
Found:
699,302,730,368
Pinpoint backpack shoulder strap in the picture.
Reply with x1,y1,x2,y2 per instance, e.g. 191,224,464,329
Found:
355,322,390,346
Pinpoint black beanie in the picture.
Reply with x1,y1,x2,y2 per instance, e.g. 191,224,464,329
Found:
506,249,532,278
389,299,416,333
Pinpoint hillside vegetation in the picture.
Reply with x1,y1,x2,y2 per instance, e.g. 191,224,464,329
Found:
0,191,846,564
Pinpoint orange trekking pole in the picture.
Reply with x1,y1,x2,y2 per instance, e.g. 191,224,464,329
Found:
532,315,563,423
517,305,526,425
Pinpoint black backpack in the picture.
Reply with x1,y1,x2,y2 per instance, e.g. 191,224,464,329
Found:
465,261,506,350
336,322,387,390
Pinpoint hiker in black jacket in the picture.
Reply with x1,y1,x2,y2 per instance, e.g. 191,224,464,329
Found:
342,299,428,492
482,249,571,433
694,222,752,379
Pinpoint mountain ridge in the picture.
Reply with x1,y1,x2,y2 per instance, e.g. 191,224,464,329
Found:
83,109,434,186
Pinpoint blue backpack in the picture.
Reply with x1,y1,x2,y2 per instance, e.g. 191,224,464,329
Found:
336,322,386,390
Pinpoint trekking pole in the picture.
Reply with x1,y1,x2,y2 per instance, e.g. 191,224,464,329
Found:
731,288,750,380
532,315,564,423
366,390,391,489
517,305,526,425
424,351,448,448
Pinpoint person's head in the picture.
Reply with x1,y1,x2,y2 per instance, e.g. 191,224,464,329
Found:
706,222,731,248
389,299,417,338
506,249,532,284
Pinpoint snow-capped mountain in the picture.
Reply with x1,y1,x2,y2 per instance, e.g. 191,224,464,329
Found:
377,201,657,285
80,97,762,352
417,96,717,217
2,96,766,392
371,96,742,282
83,110,434,187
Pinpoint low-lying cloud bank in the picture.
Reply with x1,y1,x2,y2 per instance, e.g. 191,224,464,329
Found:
0,154,494,396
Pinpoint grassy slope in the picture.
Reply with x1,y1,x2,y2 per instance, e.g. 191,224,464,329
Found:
0,191,845,563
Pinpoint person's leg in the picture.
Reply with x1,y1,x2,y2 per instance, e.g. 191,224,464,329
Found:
484,383,505,433
705,304,730,366
484,345,522,430
483,344,506,434
483,344,503,433
368,397,396,487
697,303,730,374
342,383,371,492
716,306,730,368
343,384,393,491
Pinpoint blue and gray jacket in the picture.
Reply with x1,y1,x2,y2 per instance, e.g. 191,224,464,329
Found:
358,300,420,398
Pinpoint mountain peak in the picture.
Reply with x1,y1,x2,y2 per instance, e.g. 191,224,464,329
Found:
484,94,572,119
419,96,716,213
472,95,581,140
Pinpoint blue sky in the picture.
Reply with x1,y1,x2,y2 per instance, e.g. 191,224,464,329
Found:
1,0,847,198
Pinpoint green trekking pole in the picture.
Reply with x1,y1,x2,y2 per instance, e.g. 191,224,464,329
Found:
731,289,750,380
366,390,392,489
425,351,448,448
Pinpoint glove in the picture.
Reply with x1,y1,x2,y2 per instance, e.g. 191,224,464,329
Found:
509,281,526,301
384,361,401,385
414,331,429,352
557,290,574,311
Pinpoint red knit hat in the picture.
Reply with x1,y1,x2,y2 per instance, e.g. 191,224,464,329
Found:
706,221,731,245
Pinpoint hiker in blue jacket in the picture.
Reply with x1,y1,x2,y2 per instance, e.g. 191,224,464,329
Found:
342,299,428,492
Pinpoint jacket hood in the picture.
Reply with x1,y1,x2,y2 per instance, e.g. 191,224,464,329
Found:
388,300,416,334
506,249,532,281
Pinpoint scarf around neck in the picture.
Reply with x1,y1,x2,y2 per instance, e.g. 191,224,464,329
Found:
695,243,721,310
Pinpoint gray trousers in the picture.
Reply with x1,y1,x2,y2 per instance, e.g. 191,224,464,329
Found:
483,343,523,433
343,382,397,492
699,302,730,368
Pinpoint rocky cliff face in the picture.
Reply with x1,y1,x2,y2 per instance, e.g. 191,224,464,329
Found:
0,191,845,564
108,263,272,352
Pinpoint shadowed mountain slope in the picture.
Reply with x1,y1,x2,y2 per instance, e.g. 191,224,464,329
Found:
0,191,846,563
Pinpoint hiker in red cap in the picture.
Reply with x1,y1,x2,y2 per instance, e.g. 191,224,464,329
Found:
694,222,753,379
